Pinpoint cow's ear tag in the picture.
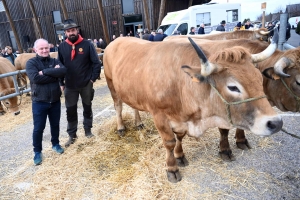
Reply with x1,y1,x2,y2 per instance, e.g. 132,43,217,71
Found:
192,77,200,82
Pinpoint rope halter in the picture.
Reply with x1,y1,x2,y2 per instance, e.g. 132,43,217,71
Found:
209,82,266,125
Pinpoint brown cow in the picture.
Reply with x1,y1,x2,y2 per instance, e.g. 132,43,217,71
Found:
0,57,21,115
15,53,35,87
164,28,270,42
104,37,282,182
177,37,300,161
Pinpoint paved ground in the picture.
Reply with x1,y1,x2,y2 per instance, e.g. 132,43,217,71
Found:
287,28,300,47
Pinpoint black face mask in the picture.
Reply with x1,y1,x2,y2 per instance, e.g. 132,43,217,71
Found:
67,34,79,43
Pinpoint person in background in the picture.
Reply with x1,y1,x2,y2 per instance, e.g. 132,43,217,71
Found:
58,19,101,147
142,28,151,40
98,38,107,49
216,20,226,31
296,22,300,35
233,22,245,31
244,21,253,29
3,46,17,65
149,30,156,41
49,43,55,52
153,29,167,41
26,38,66,165
189,27,196,35
198,23,205,34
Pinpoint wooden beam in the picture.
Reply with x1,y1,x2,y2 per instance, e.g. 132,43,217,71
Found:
188,0,193,7
28,0,44,38
96,0,110,44
59,0,69,20
2,0,23,53
142,0,151,30
158,0,166,28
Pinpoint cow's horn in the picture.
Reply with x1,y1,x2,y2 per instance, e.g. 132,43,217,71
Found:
274,57,291,77
259,30,270,35
251,28,278,63
188,37,214,76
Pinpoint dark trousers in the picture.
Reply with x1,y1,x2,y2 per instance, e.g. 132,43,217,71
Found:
64,81,93,137
32,100,61,153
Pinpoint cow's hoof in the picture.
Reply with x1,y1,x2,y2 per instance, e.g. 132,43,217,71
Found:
117,129,126,137
219,150,236,161
236,139,251,150
176,155,189,167
167,170,182,183
136,124,145,130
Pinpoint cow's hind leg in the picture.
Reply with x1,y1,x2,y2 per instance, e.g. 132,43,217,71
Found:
218,128,236,161
134,109,144,130
153,113,181,183
174,131,189,167
235,129,251,150
106,79,126,136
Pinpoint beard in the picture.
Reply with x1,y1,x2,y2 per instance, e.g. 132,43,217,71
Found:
67,34,79,43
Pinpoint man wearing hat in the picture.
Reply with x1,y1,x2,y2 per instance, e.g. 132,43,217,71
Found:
58,19,101,147
216,20,226,31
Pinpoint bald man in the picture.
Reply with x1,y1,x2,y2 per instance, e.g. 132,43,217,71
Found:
26,38,67,165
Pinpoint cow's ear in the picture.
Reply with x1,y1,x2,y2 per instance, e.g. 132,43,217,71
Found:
181,65,205,82
262,67,280,80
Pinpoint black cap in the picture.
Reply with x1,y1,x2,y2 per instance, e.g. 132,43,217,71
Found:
221,20,226,25
62,19,80,30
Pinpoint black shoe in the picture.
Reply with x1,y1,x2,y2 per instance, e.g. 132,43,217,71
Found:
85,129,95,138
65,137,77,148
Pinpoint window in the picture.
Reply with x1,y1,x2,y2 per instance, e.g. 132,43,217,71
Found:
122,0,134,14
177,23,188,35
227,9,238,23
0,1,5,12
196,12,211,26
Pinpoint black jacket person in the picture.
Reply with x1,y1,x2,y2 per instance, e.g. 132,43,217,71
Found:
58,19,101,147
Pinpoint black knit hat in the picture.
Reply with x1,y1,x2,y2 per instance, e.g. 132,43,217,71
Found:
62,19,80,30
221,20,226,25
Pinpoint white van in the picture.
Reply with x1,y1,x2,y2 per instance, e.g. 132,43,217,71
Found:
289,16,300,29
158,2,241,35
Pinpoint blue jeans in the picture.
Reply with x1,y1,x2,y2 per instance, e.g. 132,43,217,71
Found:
32,100,61,153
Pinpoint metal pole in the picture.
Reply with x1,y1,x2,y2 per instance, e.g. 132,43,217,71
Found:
278,13,288,51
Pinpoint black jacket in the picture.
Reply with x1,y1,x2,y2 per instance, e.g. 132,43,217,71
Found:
198,27,205,34
153,33,168,41
58,39,101,89
26,55,66,103
216,25,225,31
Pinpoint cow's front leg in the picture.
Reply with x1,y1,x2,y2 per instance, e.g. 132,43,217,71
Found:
218,128,235,161
235,129,251,150
174,131,189,167
153,113,181,183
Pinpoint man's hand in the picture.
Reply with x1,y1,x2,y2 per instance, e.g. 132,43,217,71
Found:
39,71,43,75
54,65,60,68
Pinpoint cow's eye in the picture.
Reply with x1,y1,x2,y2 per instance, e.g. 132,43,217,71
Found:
228,86,240,93
296,81,300,86
5,101,9,105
